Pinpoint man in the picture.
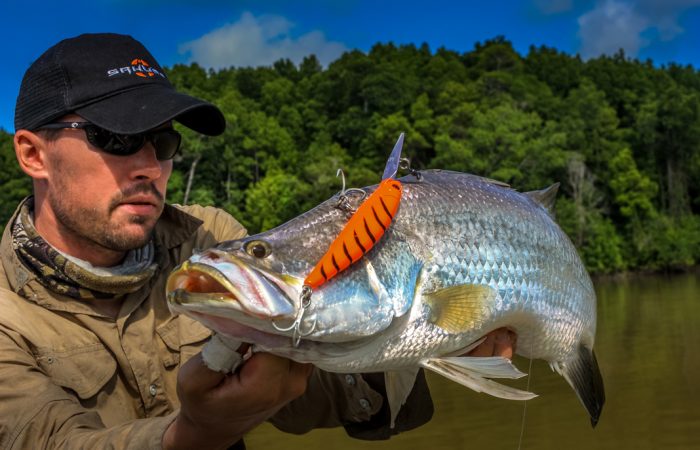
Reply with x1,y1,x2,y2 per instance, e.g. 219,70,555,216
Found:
0,33,516,449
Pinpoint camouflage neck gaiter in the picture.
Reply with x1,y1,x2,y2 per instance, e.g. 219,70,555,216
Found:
11,198,158,299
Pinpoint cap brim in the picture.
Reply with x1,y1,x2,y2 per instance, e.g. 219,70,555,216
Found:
75,84,225,135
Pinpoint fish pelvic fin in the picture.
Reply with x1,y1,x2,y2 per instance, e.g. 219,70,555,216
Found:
552,344,606,427
420,356,537,400
384,368,420,429
424,284,496,334
524,182,560,217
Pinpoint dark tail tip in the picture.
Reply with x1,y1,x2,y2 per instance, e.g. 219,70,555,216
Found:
563,345,606,427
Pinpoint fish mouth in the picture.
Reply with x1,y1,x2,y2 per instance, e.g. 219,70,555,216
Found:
166,250,298,321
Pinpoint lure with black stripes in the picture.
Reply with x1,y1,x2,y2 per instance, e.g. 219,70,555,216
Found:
304,178,402,289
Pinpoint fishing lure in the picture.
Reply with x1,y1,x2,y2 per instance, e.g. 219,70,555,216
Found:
271,178,402,344
273,134,405,345
305,177,402,289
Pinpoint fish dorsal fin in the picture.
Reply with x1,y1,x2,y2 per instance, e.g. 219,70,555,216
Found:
424,284,496,334
476,175,510,188
420,357,536,400
384,368,420,428
524,183,560,216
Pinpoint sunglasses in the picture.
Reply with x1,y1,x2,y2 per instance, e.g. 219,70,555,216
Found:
38,121,182,160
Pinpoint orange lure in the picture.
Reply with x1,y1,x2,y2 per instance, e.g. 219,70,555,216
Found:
304,178,402,289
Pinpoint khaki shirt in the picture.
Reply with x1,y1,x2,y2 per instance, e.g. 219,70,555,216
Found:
0,201,432,449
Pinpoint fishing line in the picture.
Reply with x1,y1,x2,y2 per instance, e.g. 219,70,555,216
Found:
517,339,534,450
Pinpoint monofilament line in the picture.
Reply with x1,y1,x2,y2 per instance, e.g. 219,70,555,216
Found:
517,342,534,450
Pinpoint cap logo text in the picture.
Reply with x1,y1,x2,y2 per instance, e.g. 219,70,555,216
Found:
107,58,166,79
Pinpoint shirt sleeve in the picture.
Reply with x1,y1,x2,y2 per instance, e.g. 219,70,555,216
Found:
0,326,176,450
268,368,433,440
175,204,248,244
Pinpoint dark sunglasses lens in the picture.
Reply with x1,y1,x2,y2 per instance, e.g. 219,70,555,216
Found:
85,126,144,156
150,130,181,160
84,125,180,160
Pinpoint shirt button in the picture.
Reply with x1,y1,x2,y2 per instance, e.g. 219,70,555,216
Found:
149,384,157,396
344,374,356,386
359,398,371,410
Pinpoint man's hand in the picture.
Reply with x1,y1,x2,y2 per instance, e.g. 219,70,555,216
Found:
163,351,312,450
466,328,517,358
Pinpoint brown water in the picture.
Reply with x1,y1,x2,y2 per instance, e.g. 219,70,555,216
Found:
246,273,700,449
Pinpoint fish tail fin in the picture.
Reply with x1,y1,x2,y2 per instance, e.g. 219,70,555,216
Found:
554,344,605,427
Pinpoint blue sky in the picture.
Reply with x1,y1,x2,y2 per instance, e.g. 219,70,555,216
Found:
2,0,700,132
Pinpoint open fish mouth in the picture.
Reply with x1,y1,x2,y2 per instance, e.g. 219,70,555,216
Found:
166,250,298,320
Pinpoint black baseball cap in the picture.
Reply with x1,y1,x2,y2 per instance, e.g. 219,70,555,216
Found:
14,33,225,135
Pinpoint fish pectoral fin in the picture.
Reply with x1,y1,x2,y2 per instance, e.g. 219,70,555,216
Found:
454,336,488,355
424,284,496,334
420,357,537,401
384,368,420,429
439,356,527,379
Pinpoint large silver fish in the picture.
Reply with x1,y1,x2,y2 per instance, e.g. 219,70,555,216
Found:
166,170,605,426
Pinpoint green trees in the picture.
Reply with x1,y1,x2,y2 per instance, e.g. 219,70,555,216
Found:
1,37,698,273
0,132,31,224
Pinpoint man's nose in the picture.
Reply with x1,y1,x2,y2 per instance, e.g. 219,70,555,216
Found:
129,141,164,180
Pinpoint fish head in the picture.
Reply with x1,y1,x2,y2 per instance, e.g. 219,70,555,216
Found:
167,191,410,346
167,245,301,320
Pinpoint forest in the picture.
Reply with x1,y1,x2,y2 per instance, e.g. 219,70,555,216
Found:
1,37,699,274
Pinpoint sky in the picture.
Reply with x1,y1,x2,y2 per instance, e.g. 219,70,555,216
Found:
2,0,700,132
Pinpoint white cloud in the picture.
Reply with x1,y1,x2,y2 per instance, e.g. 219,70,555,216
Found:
179,12,348,68
578,1,649,58
577,0,700,59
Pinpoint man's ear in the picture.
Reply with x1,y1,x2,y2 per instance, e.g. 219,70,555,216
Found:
14,130,50,180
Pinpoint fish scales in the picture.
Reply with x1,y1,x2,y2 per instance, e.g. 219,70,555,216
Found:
298,171,594,371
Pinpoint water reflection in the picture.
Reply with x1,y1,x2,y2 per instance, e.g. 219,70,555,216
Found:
247,273,700,449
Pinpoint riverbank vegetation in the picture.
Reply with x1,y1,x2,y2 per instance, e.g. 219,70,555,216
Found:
1,37,698,274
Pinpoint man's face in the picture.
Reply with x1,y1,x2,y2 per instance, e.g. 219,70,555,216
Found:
42,114,174,252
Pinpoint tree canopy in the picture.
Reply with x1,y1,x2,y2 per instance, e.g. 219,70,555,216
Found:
2,37,699,274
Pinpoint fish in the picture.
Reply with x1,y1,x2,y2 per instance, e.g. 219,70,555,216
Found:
166,169,605,427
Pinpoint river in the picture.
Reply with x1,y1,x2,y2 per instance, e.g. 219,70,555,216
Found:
246,272,700,449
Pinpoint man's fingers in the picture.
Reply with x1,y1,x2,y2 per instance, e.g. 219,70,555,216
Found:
238,352,288,380
466,328,517,358
493,329,516,359
286,362,313,397
178,353,227,395
230,353,311,409
237,353,300,392
508,329,517,352
468,333,496,357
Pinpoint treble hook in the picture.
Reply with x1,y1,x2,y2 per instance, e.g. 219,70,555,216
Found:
335,169,367,213
271,285,317,347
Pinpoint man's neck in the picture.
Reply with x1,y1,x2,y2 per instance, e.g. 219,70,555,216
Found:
32,201,126,267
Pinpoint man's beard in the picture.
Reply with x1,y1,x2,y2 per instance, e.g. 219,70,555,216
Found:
49,183,164,252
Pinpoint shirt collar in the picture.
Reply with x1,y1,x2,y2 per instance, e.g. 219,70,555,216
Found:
1,199,203,307
154,204,203,250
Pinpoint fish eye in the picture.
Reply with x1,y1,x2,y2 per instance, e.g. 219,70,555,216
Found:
245,240,271,258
